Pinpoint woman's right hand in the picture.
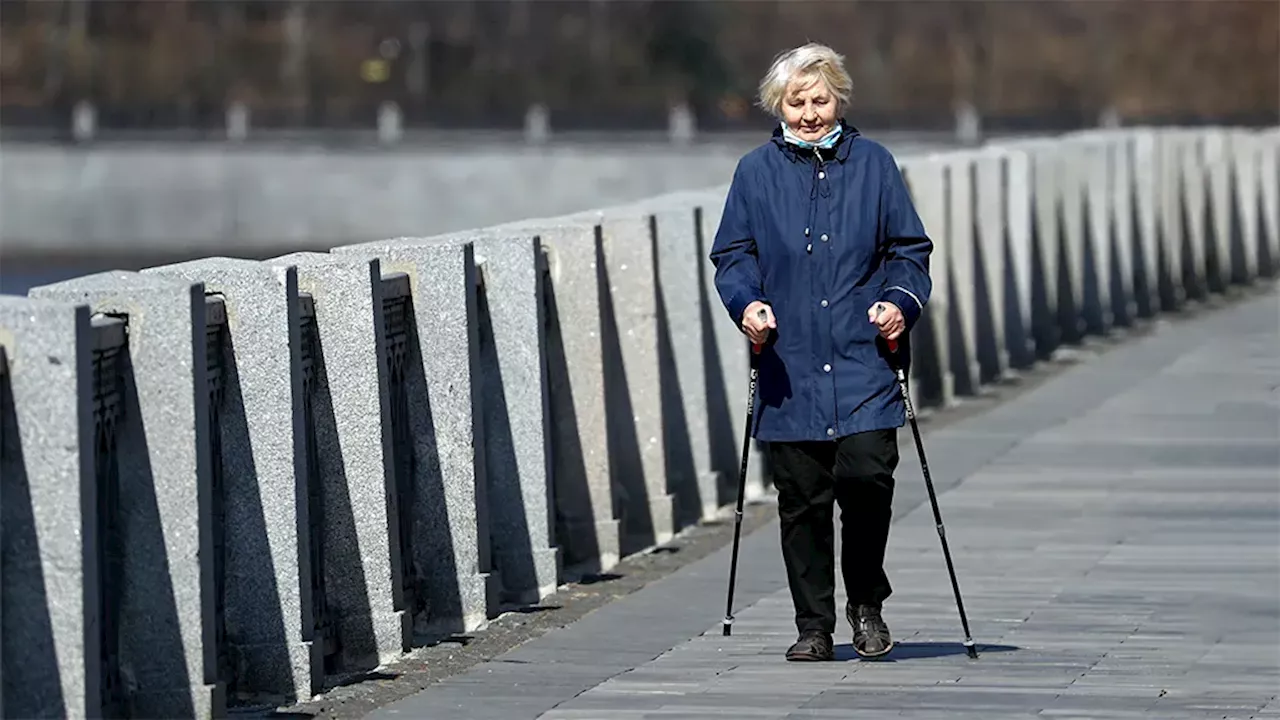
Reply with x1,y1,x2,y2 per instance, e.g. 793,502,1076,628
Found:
742,301,777,346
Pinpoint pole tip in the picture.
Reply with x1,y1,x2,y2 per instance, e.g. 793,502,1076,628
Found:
722,619,733,636
964,641,978,659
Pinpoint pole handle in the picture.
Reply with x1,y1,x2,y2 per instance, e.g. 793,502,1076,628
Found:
751,306,770,354
876,302,900,354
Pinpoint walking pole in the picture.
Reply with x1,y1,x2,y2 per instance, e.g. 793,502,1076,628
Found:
722,307,769,637
879,304,979,659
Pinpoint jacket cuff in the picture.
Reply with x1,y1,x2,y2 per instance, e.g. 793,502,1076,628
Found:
728,290,765,332
881,287,924,330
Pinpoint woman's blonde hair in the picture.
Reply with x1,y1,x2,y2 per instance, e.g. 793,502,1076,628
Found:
757,43,854,119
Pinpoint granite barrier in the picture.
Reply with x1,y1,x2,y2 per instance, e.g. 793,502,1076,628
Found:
29,272,223,718
335,232,561,606
582,205,674,556
326,241,493,637
261,253,411,670
489,216,622,576
695,187,769,503
0,297,97,718
141,258,322,703
900,155,954,408
643,192,722,525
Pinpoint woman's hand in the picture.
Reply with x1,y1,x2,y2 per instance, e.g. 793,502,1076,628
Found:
868,302,905,341
742,301,777,346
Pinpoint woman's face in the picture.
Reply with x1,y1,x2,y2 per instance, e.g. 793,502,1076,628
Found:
781,74,839,143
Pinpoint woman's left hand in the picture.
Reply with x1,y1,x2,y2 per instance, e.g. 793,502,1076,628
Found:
867,302,905,341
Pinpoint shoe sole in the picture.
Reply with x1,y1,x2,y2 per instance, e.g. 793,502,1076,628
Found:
853,642,894,660
785,651,833,662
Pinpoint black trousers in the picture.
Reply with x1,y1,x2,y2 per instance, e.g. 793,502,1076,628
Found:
767,428,898,635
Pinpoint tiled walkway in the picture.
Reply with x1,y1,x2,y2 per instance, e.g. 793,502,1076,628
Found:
373,289,1280,720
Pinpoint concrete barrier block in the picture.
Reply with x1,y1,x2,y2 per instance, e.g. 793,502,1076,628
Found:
1178,132,1210,300
572,206,672,556
28,271,224,718
340,231,561,606
141,257,321,703
1155,131,1188,308
1230,131,1263,282
973,150,1009,381
0,297,98,719
1133,131,1163,317
1257,129,1280,275
1026,144,1064,356
1203,130,1236,291
462,234,561,602
902,156,954,408
327,241,491,635
1079,139,1115,334
1109,135,1138,324
698,187,769,504
1057,143,1089,343
943,152,982,395
263,252,410,669
489,217,621,576
641,192,721,525
1000,147,1037,368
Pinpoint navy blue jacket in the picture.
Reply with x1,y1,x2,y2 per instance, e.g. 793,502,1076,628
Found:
710,122,933,443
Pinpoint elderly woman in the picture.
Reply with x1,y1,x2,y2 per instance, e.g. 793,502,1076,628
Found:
710,43,933,662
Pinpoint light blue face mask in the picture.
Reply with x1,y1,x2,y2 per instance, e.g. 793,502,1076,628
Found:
781,122,842,151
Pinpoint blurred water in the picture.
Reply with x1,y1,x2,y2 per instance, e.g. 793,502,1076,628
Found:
2,260,141,297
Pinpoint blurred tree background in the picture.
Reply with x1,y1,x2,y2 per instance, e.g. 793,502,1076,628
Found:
1,0,1275,135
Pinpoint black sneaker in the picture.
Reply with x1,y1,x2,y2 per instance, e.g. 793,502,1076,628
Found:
848,604,893,659
785,629,834,662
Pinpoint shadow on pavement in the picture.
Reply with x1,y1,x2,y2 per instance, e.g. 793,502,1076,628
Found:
833,641,1020,662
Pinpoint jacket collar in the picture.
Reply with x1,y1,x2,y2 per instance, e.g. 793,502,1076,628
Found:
771,119,860,164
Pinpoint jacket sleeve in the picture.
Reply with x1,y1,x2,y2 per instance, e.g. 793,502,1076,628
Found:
878,156,934,331
709,161,765,328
